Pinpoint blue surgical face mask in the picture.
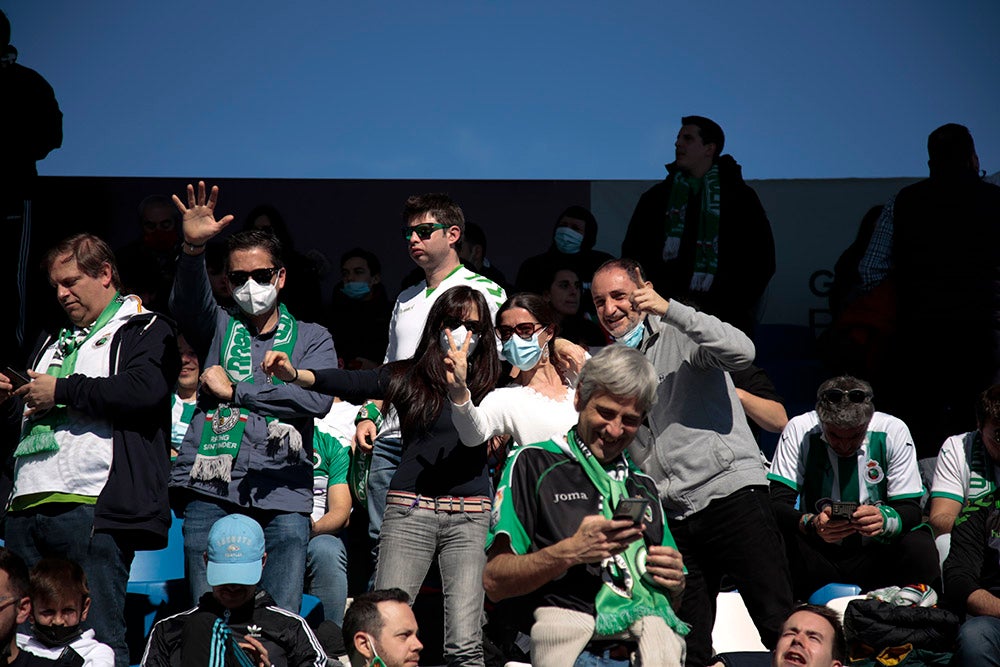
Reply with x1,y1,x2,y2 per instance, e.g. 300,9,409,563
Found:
615,319,645,349
342,281,371,299
502,330,545,371
553,227,584,254
439,325,479,356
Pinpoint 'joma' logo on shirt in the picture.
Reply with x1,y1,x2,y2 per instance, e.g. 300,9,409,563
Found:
553,492,588,503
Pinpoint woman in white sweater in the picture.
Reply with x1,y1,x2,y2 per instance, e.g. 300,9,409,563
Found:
445,293,581,450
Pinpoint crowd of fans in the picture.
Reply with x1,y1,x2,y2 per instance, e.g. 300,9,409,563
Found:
2,113,1000,667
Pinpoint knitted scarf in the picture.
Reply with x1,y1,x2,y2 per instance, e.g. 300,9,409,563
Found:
191,304,298,483
663,164,721,292
566,429,689,637
15,293,126,457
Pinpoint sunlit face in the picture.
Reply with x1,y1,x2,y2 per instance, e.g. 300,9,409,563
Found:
545,270,582,317
498,307,551,347
821,422,869,457
674,123,716,176
774,610,843,667
370,601,423,667
341,256,378,286
32,594,89,628
591,267,644,338
177,336,199,392
48,254,116,327
405,212,461,270
574,391,644,463
227,247,286,293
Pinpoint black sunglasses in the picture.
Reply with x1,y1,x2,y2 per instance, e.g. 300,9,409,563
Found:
402,223,448,241
819,388,871,404
227,267,279,287
496,322,544,342
441,316,482,333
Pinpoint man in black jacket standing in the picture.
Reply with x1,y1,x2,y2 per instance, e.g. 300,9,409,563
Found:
0,233,179,667
622,116,775,335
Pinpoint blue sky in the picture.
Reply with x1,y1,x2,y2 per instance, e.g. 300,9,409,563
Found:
8,1,999,180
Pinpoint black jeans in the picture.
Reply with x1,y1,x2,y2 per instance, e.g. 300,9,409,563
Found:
670,486,793,667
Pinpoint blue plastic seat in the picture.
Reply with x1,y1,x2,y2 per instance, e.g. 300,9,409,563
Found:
808,582,862,606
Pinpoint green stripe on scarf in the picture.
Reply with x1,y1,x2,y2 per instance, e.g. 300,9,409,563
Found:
15,293,125,458
566,429,689,638
192,303,298,483
663,164,721,292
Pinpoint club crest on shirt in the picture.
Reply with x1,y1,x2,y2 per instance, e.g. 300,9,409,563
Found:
865,459,885,484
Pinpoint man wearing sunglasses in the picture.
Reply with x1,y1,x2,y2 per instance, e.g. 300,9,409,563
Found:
769,375,939,600
354,193,506,571
168,181,337,616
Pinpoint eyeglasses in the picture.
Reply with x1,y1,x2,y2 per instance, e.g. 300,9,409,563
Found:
496,322,544,342
227,267,280,287
0,595,18,613
819,388,872,404
441,316,482,333
402,223,448,241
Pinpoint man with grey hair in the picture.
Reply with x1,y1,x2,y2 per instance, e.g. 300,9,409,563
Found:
769,375,939,598
591,257,791,666
484,345,689,667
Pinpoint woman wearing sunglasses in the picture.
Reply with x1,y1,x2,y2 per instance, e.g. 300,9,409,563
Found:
446,293,583,456
262,285,501,667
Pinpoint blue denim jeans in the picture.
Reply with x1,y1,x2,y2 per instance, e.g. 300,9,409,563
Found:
374,502,490,667
366,436,403,544
952,616,1000,666
5,504,134,667
305,532,349,625
181,499,309,614
574,650,631,667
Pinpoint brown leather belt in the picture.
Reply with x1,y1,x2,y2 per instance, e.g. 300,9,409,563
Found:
385,491,493,513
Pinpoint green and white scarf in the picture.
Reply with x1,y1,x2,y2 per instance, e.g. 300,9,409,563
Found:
191,304,299,483
663,164,721,292
15,293,126,458
567,429,689,637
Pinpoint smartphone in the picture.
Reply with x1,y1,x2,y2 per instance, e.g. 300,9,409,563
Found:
829,501,858,521
4,366,29,389
613,497,650,524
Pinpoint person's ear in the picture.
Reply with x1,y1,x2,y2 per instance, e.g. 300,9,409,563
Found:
353,632,374,659
80,596,91,622
275,267,286,291
16,595,31,625
446,226,462,246
99,262,114,289
261,552,268,568
371,273,381,286
203,552,209,567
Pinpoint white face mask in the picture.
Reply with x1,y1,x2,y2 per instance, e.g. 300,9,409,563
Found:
232,278,278,316
439,325,479,356
364,634,386,667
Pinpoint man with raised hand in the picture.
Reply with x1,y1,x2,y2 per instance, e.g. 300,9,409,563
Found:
169,181,337,614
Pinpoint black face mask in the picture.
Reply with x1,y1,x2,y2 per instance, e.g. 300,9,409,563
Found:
33,623,84,648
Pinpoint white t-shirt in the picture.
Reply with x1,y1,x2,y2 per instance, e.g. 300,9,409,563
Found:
930,431,1000,504
768,411,924,507
380,264,506,439
452,385,578,449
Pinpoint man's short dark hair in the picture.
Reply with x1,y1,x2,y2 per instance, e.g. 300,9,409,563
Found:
341,247,381,277
682,115,725,158
342,588,411,658
815,375,874,429
927,123,976,177
402,193,465,238
0,548,30,598
44,233,123,291
975,384,1000,426
786,603,847,663
594,257,649,288
226,230,284,270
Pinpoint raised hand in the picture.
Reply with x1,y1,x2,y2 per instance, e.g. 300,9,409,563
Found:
172,180,235,246
443,328,471,403
630,284,669,317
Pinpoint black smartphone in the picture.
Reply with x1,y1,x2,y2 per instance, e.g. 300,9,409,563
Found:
4,366,29,389
613,497,650,524
829,501,858,521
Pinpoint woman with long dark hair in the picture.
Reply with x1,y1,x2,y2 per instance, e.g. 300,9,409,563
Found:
263,285,501,667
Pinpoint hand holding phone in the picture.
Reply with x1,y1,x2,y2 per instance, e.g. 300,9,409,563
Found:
613,497,650,524
4,366,30,390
